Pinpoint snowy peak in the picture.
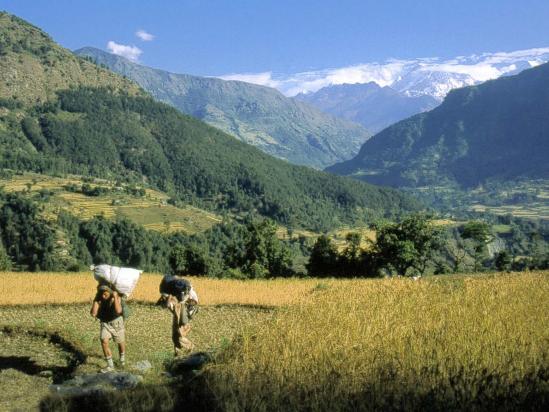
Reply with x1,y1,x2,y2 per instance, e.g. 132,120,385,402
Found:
221,47,549,101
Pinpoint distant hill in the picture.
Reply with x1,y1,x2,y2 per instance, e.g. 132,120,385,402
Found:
327,62,549,188
74,47,371,168
296,82,438,133
0,12,418,231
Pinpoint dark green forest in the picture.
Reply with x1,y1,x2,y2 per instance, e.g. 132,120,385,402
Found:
0,87,418,232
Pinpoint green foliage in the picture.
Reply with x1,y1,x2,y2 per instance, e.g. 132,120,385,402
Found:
0,193,59,270
306,214,444,277
373,214,444,276
494,250,511,271
306,235,339,277
0,86,417,231
461,220,494,271
225,220,294,278
0,239,12,270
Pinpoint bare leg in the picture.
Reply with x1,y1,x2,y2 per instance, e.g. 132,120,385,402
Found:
101,339,112,358
117,342,126,357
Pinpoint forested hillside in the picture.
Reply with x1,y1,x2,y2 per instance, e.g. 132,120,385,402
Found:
327,62,549,188
74,47,371,168
0,13,418,232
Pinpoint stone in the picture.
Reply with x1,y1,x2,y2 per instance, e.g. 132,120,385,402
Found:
49,372,142,396
170,352,212,375
133,360,152,374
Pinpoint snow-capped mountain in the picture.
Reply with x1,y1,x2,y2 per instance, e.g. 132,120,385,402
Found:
221,47,549,101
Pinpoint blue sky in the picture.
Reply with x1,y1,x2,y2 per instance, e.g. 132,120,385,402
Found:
2,0,549,78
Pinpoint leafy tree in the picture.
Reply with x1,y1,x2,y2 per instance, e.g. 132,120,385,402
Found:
0,239,12,270
340,232,363,277
306,235,339,277
374,214,443,277
79,216,114,265
461,220,494,271
494,250,511,272
0,193,58,270
169,243,209,276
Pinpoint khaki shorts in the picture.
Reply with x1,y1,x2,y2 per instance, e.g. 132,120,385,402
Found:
100,317,125,343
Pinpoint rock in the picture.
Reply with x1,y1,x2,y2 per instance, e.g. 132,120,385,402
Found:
38,370,53,378
133,360,152,374
49,372,142,396
170,352,212,375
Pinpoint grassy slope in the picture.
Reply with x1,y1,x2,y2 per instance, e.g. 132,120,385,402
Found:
0,13,419,232
328,62,549,188
0,13,141,105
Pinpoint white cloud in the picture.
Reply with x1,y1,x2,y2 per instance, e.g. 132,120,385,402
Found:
107,41,142,62
219,72,282,89
217,46,549,98
136,29,155,41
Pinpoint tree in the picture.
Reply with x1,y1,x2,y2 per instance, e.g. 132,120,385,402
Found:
0,193,58,270
79,216,114,265
374,214,443,277
494,250,511,272
340,232,363,277
306,235,339,277
169,243,210,276
461,220,494,271
225,219,293,278
0,239,12,270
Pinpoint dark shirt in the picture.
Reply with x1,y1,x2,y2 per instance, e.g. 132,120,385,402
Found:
96,298,120,323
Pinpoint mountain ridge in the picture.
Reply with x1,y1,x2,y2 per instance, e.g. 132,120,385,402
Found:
74,47,371,169
327,61,549,188
295,82,438,133
0,12,419,232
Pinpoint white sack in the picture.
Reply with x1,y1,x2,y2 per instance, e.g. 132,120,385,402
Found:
92,264,142,297
189,286,199,304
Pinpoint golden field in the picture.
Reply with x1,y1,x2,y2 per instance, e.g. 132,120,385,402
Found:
206,271,549,411
0,272,320,306
1,271,548,411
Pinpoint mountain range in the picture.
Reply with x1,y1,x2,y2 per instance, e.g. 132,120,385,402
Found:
327,61,549,188
229,48,549,136
74,47,371,169
0,12,418,231
295,82,438,133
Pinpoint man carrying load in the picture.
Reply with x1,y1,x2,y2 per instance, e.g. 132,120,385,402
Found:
90,264,142,372
90,284,126,372
157,275,199,356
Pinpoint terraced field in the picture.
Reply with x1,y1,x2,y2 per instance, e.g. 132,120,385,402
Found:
0,172,222,234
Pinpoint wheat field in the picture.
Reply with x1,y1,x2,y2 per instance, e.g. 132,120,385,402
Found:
1,271,548,411
0,272,321,306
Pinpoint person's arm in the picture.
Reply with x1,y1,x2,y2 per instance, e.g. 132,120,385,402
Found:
90,300,99,318
112,291,123,316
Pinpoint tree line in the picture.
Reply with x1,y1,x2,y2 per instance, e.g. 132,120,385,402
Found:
0,191,547,277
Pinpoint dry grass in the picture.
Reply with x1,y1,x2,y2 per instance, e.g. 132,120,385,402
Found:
1,271,548,411
0,272,320,307
206,272,549,411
